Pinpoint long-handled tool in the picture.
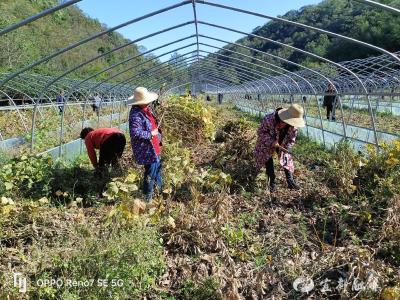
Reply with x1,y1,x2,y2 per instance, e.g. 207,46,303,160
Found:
157,112,166,129
276,144,295,157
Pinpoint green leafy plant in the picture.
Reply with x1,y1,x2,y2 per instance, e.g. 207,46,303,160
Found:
180,277,220,300
31,219,165,299
0,154,54,199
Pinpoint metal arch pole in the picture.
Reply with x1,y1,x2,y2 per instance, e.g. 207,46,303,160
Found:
198,24,380,144
0,0,193,89
30,44,197,152
197,13,393,147
195,55,270,85
156,77,233,96
163,79,237,99
1,86,34,133
199,53,314,141
200,41,318,94
199,50,292,95
196,1,400,63
105,54,199,94
143,67,245,95
199,34,331,93
97,49,199,92
0,90,29,135
0,0,82,36
191,0,200,62
198,55,274,94
89,44,198,91
84,34,194,86
178,69,253,97
145,66,234,89
212,56,300,96
29,29,196,135
111,55,200,91
199,50,286,94
139,60,265,94
353,0,400,15
199,22,366,92
31,23,196,99
199,46,326,144
143,67,246,94
196,52,276,93
199,44,304,95
193,67,261,94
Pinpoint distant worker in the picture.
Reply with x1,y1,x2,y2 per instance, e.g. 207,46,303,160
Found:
218,93,223,105
323,83,336,121
56,90,65,114
129,87,162,202
302,96,307,103
206,95,211,102
188,90,192,98
254,104,305,192
80,127,126,172
92,93,101,116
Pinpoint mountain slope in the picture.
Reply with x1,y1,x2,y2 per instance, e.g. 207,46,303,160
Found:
0,0,156,82
216,0,400,74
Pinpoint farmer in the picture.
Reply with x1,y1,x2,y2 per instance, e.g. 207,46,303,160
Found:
254,104,305,192
80,127,126,172
323,83,336,121
56,90,65,114
92,92,101,116
128,87,162,202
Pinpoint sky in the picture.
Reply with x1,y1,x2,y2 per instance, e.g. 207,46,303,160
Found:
77,0,321,62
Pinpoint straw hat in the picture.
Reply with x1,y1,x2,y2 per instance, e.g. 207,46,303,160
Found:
128,87,158,105
278,104,306,128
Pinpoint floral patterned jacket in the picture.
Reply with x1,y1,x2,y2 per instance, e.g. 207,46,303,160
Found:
254,111,298,173
129,106,160,165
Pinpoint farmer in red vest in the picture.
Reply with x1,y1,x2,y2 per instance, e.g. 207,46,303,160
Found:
80,127,126,172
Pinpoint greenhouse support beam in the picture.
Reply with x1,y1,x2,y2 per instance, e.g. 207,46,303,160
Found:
0,0,192,89
353,0,400,15
196,1,400,64
0,0,82,36
191,0,200,62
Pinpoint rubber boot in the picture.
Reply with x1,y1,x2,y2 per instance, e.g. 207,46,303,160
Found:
269,177,277,192
285,170,300,190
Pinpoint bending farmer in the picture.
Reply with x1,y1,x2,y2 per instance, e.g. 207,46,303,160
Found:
80,127,126,171
129,87,162,202
254,104,305,192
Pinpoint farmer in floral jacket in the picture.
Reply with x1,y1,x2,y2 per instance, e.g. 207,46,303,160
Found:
129,87,162,201
254,104,305,192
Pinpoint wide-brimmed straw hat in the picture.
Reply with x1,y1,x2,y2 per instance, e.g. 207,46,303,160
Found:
278,104,306,128
128,87,158,105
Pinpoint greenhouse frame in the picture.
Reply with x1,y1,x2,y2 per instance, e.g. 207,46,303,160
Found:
1,0,399,160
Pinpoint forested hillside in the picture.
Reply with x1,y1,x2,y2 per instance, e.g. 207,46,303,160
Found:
215,0,400,78
0,0,162,82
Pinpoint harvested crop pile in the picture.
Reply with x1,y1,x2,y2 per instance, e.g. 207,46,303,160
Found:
158,95,216,147
214,118,258,191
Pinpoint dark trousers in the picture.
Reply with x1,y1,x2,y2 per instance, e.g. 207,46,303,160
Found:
99,133,126,168
143,157,162,201
326,104,334,120
266,157,291,184
92,104,99,116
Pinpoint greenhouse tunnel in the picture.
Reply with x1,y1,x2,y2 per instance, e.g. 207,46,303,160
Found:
2,0,400,298
0,0,399,160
